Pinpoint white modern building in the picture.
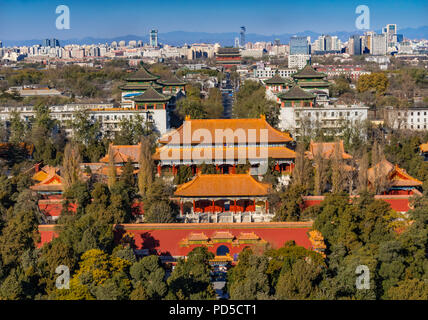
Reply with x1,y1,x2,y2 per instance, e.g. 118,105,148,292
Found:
279,103,369,136
288,54,311,69
385,107,428,131
253,67,297,79
0,103,169,137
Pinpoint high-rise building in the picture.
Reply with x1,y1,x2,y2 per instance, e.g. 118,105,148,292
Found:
50,38,60,47
383,24,397,48
364,31,375,53
150,29,158,47
240,26,246,48
371,34,387,55
289,36,309,55
0,41,2,48
349,35,361,55
234,37,240,48
42,39,51,47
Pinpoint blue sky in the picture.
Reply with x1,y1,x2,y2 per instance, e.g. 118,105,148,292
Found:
0,0,427,40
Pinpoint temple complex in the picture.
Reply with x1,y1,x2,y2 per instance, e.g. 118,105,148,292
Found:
153,115,296,177
173,173,272,223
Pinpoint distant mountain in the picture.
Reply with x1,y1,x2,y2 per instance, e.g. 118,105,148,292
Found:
2,26,428,47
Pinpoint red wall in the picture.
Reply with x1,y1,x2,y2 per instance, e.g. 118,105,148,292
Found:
37,222,313,257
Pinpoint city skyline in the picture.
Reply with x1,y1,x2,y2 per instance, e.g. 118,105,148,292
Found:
0,0,427,41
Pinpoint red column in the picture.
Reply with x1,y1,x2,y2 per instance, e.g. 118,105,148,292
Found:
266,200,269,213
253,199,256,211
212,200,215,212
193,200,195,212
157,164,161,176
232,164,236,174
172,164,176,175
180,201,183,216
234,199,237,214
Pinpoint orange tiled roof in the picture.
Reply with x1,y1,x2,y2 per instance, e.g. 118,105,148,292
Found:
237,232,260,240
158,115,293,145
420,143,428,153
174,173,270,197
32,170,48,182
100,143,141,163
30,170,64,192
305,140,352,160
153,145,296,161
368,159,422,187
212,231,234,240
187,232,209,241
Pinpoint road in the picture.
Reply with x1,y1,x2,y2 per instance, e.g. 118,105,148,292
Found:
220,72,234,119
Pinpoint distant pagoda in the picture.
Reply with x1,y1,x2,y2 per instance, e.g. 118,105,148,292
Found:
215,48,241,69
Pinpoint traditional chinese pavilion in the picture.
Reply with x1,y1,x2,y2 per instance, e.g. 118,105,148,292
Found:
30,165,64,198
120,66,185,105
173,173,272,223
292,63,330,95
131,86,171,111
277,85,316,107
215,48,242,69
264,73,292,93
367,159,422,195
100,143,142,166
153,115,296,176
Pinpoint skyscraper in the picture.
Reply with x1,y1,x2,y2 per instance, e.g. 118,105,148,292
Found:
42,39,51,47
349,35,361,55
383,24,397,48
0,41,2,48
289,36,309,55
150,29,158,47
371,34,387,55
240,26,246,48
51,38,60,47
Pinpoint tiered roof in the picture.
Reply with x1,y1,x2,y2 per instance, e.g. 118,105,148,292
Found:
100,143,141,163
174,173,271,198
132,86,171,103
158,74,186,86
367,159,422,188
305,140,352,160
125,66,160,81
277,85,316,100
265,73,292,85
153,145,296,161
158,115,293,145
292,63,326,79
30,166,64,192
